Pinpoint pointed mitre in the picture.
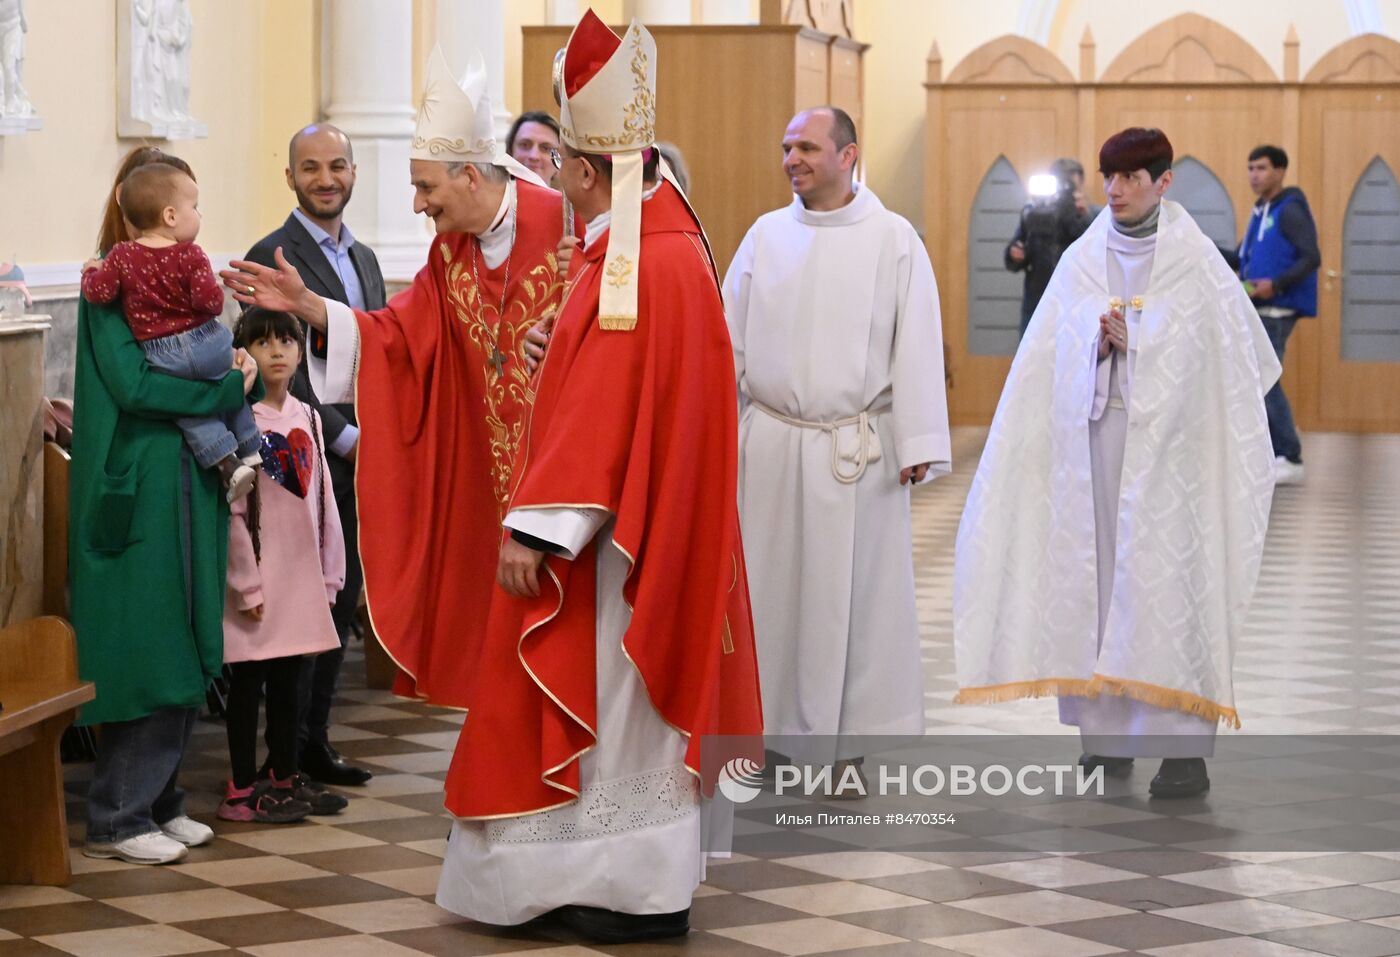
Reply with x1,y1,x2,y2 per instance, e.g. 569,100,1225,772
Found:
411,45,546,186
557,11,657,330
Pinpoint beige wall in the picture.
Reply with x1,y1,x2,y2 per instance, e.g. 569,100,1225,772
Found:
855,0,1023,234
0,0,317,267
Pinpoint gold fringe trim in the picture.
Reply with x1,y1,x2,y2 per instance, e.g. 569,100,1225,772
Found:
955,674,1241,729
598,313,638,331
1090,675,1242,729
954,678,1094,704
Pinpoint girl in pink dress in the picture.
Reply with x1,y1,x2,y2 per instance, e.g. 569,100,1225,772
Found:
220,308,348,823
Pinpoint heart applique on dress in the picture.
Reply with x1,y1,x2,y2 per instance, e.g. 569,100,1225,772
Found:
259,428,315,499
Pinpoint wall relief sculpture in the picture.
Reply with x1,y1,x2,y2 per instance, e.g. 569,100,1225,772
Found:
117,0,206,139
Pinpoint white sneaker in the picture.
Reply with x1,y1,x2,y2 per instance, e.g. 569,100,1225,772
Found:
225,464,256,503
160,815,214,847
84,830,188,865
1274,456,1306,485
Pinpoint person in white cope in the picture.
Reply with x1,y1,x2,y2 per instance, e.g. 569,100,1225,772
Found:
219,47,566,714
954,128,1281,798
723,106,951,783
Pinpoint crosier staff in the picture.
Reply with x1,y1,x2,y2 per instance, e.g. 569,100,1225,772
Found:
552,47,574,239
522,47,575,377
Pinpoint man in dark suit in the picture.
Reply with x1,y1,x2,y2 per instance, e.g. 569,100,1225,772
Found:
245,124,386,787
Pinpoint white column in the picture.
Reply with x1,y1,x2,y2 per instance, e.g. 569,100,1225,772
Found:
323,0,426,281
630,0,691,24
438,0,511,142
547,0,580,25
697,0,753,22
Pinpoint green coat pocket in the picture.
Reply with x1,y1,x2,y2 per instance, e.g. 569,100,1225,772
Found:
89,462,136,554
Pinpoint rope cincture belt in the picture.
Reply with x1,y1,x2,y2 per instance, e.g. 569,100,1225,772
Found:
751,399,892,485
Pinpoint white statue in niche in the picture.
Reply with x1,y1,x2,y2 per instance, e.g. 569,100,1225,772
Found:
155,0,193,121
120,0,202,139
0,0,36,118
132,0,192,123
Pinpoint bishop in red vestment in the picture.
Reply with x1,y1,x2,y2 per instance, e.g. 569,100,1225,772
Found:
432,13,763,944
222,46,566,709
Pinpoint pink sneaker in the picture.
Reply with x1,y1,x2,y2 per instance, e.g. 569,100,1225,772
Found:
217,779,311,824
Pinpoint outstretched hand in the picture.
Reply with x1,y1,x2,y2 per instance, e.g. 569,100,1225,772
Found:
220,247,308,315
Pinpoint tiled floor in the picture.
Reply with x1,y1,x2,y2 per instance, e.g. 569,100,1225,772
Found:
5,428,1400,956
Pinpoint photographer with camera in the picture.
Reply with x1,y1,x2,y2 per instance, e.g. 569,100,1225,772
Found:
1005,157,1098,336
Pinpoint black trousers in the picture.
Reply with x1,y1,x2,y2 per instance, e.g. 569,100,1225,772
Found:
227,656,303,788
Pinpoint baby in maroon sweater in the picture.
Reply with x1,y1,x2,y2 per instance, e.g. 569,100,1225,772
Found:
82,163,261,502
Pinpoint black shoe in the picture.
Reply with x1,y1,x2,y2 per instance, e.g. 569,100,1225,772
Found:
1149,758,1210,798
552,905,689,943
301,742,373,786
286,772,349,814
1079,754,1134,776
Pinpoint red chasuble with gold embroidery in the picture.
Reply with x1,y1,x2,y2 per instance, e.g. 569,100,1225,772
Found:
443,182,764,818
353,180,565,708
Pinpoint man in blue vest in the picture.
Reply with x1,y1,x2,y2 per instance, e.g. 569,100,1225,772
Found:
1237,145,1320,484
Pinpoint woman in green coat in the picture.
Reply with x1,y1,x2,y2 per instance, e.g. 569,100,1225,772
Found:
73,148,259,865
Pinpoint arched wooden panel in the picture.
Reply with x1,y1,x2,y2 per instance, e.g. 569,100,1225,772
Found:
966,156,1026,357
1305,33,1400,84
1342,157,1400,362
1168,156,1238,251
1099,13,1277,84
927,18,1400,429
946,34,1075,85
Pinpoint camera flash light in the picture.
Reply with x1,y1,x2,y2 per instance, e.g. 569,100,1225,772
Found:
1028,173,1059,198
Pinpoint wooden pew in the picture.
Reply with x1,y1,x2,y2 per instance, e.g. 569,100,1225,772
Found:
42,442,69,618
0,617,95,884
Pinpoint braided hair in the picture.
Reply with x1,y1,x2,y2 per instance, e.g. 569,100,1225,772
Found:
231,308,326,564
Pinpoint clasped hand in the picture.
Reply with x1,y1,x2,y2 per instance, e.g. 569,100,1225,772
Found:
1098,307,1128,359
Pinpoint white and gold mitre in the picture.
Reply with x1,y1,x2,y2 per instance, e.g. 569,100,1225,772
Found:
411,45,546,186
411,45,494,163
557,13,656,156
557,11,658,330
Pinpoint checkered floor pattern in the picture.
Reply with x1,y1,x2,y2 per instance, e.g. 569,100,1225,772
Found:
4,428,1400,956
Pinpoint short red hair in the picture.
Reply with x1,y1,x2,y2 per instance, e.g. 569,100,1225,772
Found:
1098,127,1173,181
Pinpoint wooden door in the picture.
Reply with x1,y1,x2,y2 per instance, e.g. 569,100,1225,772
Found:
925,36,1081,425
1298,83,1400,432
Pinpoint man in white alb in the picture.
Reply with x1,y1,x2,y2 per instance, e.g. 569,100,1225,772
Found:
724,106,951,778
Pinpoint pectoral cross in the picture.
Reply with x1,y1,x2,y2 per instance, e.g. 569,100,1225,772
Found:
489,346,507,379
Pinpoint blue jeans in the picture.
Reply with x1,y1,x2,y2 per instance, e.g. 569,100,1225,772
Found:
140,318,260,469
87,707,197,843
1260,315,1303,464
